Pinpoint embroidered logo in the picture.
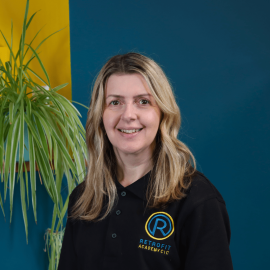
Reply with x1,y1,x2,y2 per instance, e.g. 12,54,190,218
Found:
145,212,174,240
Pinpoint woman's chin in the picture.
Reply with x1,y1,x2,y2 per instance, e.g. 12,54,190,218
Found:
114,145,149,156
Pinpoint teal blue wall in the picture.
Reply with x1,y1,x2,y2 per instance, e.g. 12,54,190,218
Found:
69,0,270,269
1,0,269,269
0,171,56,269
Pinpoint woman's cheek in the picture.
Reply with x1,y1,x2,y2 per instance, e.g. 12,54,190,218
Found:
104,109,119,128
146,110,161,126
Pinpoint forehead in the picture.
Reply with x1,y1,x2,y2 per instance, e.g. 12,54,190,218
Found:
105,73,152,96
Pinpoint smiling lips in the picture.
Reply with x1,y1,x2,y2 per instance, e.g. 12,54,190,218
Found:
118,128,143,134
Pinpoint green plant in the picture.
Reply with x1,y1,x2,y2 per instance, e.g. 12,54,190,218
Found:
0,0,88,268
44,228,66,270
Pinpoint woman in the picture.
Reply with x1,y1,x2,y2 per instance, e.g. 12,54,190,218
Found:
58,52,233,270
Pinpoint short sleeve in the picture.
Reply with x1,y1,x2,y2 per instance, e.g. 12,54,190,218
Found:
58,193,78,270
181,197,233,270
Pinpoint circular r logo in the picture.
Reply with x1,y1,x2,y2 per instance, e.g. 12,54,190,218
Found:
145,212,174,240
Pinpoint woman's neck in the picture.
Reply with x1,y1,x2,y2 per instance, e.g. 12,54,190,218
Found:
116,161,153,187
114,145,154,187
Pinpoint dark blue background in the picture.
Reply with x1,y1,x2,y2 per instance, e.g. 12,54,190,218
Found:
70,1,270,269
1,0,269,269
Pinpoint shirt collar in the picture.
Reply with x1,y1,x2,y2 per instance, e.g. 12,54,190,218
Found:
114,170,152,201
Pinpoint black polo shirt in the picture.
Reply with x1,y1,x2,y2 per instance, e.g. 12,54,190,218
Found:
58,170,233,270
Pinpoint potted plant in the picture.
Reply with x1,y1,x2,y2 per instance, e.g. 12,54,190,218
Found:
0,0,88,268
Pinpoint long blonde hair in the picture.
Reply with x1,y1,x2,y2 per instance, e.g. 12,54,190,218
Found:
71,52,196,221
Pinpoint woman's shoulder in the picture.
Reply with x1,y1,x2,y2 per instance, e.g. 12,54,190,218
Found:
183,169,226,208
68,181,86,207
173,170,228,223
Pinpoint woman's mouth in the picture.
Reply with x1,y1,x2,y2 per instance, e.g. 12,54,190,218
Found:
117,128,144,138
118,128,143,134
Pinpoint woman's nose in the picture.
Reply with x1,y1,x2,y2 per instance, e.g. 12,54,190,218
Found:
121,103,137,121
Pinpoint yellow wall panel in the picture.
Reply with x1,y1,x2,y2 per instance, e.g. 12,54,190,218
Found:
0,0,72,100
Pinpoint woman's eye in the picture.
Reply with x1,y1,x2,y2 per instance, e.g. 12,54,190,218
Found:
109,100,120,106
139,99,150,105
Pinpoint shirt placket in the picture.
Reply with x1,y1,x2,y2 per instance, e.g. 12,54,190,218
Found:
101,187,126,269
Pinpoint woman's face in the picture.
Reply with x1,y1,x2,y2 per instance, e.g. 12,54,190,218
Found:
103,73,161,158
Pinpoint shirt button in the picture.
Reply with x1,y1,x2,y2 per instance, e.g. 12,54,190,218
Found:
112,233,117,238
121,191,126,196
116,210,121,215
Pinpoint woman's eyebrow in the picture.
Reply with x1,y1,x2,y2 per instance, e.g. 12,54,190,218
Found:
106,94,152,99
